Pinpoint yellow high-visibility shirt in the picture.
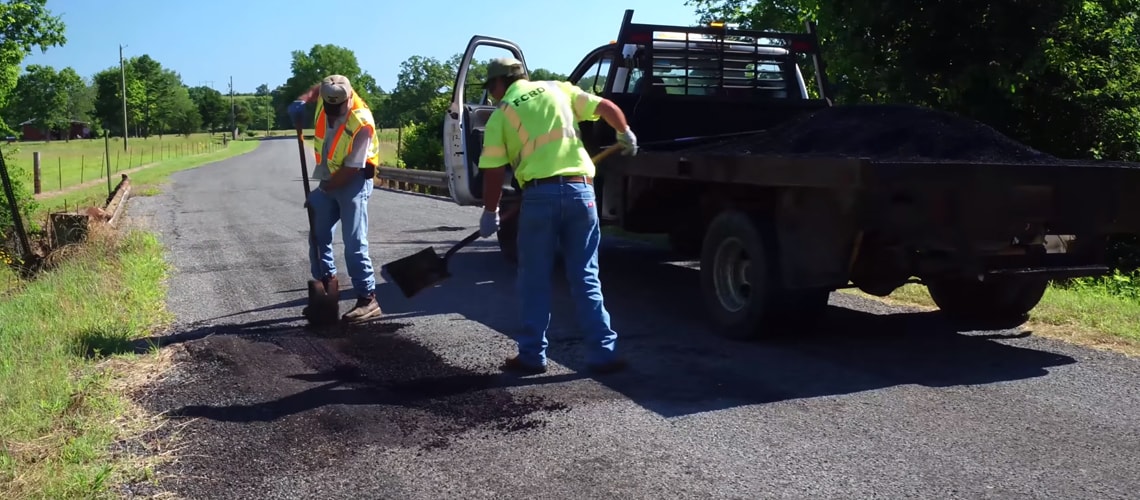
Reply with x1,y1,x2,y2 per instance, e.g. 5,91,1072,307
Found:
477,79,605,184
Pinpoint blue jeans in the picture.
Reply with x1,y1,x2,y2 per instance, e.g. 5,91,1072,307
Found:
515,180,618,367
307,171,375,298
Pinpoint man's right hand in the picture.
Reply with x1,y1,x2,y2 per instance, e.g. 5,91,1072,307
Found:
288,100,307,127
479,209,500,238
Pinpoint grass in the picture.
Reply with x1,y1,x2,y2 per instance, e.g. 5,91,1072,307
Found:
2,133,232,195
0,227,174,498
32,138,261,217
841,281,1140,357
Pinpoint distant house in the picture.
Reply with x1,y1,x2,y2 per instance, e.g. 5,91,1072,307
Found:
19,119,92,141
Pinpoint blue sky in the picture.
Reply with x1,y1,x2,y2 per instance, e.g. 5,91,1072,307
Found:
21,0,703,94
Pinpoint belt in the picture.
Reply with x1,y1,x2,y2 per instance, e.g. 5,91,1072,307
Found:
521,175,593,189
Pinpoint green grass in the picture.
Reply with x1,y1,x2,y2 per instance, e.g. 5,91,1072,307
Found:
2,133,232,195
0,228,173,498
32,138,261,217
867,281,1140,345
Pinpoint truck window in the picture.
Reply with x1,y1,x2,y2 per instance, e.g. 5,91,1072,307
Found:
462,45,520,105
618,35,802,99
576,54,612,95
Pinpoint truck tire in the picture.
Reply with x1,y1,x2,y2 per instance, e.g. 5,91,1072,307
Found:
699,210,778,340
925,275,1048,327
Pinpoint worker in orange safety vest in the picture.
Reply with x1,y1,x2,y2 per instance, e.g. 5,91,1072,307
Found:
288,74,382,323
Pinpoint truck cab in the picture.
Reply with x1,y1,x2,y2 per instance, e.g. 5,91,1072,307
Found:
442,10,829,261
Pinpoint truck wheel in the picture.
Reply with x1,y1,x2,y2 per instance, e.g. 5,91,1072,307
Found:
700,210,777,340
497,202,519,265
925,275,1048,327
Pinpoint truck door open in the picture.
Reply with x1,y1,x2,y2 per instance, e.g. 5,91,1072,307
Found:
443,36,529,207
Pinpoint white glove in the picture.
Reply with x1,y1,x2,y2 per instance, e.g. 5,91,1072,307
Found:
479,209,499,238
616,126,638,156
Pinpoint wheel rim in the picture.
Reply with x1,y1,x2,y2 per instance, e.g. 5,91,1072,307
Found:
713,237,751,313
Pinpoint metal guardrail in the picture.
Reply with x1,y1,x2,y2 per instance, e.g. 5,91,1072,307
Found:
375,166,449,194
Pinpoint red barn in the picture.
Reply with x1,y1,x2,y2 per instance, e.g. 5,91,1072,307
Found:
19,119,92,141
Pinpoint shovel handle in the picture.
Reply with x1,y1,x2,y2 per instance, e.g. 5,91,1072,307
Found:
295,124,313,198
443,204,522,262
592,143,623,164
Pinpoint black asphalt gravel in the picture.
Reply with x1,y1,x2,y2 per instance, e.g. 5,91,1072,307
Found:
122,139,1140,499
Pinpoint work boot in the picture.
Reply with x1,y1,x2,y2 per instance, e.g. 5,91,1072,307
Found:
500,356,548,375
342,294,381,323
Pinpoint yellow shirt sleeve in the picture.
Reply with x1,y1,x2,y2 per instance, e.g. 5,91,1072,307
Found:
558,81,604,122
477,109,509,169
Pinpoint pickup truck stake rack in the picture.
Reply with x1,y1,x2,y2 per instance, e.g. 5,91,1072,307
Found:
440,9,1140,340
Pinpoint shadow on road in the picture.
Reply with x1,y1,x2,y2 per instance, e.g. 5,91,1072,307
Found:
369,231,1077,418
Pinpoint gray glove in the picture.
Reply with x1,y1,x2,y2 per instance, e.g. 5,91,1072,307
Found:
479,209,499,238
617,126,638,156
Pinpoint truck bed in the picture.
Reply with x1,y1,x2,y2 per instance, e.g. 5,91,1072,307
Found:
599,103,1140,236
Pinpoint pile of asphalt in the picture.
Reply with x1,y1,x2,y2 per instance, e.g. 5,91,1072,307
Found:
681,104,1061,163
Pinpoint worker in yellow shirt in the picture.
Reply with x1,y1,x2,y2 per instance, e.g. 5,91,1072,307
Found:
475,57,638,375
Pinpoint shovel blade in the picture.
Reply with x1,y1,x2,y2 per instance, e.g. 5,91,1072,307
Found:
306,275,340,326
383,246,452,298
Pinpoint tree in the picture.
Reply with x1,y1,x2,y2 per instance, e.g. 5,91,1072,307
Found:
91,66,129,136
381,55,454,129
57,67,93,130
7,64,68,140
687,0,1140,162
0,0,66,134
188,86,226,132
129,55,182,137
0,0,63,240
275,44,381,128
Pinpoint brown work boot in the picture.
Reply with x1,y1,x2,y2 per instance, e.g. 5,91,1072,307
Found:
342,294,381,323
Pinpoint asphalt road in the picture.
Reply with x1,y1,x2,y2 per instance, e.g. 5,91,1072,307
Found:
124,139,1140,499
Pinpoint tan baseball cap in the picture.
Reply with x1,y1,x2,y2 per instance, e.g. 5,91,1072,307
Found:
320,75,354,105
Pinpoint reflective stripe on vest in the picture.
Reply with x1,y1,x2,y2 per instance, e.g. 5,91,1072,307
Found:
499,81,581,169
312,94,381,173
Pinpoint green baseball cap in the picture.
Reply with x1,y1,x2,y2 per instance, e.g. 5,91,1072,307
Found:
482,57,525,84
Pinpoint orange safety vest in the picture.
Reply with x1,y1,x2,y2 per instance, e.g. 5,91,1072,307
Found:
313,93,380,173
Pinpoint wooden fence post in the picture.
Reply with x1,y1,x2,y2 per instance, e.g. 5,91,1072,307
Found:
32,152,41,194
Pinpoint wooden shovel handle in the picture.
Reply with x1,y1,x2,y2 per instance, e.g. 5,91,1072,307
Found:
592,143,623,164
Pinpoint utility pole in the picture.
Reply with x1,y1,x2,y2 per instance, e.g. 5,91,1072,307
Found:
119,44,129,151
229,76,235,139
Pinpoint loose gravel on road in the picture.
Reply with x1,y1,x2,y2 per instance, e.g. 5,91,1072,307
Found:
120,139,1140,499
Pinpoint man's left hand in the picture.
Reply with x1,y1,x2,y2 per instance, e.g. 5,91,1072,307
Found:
479,209,499,238
616,126,639,156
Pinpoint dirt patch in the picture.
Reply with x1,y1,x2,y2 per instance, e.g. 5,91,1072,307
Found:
682,104,1084,164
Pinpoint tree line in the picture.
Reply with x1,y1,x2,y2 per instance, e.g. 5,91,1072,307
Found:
0,40,566,169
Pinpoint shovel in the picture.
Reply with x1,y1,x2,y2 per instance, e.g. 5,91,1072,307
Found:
384,144,624,298
295,123,340,326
